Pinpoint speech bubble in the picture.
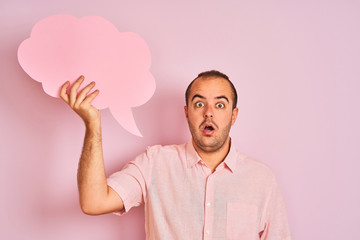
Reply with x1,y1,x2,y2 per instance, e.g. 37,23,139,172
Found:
18,14,155,137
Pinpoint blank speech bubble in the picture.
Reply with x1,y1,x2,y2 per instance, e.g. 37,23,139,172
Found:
18,14,156,137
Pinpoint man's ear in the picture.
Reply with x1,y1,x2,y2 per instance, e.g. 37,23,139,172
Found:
184,106,188,120
231,107,239,126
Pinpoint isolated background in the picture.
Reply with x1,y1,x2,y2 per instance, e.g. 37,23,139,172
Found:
1,0,359,239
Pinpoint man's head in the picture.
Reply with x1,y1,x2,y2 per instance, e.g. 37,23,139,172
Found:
184,70,239,153
185,70,238,110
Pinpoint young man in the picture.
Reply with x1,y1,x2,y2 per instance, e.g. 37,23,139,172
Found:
60,70,291,240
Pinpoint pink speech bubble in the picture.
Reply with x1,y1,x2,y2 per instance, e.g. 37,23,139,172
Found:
18,14,155,137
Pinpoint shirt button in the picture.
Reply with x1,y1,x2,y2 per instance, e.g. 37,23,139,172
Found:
206,230,210,235
206,202,211,207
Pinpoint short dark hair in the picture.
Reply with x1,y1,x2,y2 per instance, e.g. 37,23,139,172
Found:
185,70,238,109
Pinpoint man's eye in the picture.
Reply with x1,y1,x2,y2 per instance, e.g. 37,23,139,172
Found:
216,103,225,108
195,102,204,108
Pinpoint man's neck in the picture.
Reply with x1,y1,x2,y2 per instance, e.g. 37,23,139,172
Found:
192,137,231,173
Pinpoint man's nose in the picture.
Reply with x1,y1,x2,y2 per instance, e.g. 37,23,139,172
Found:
204,105,214,118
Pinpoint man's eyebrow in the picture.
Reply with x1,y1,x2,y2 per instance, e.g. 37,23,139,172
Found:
191,94,205,102
216,96,229,103
191,94,229,103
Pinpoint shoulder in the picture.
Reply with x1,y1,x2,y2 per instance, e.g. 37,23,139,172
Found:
129,143,187,171
144,143,187,157
235,151,276,181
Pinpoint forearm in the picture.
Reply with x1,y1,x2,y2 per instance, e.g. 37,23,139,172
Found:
77,120,108,214
60,76,123,214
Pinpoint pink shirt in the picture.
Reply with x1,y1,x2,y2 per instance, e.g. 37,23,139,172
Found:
107,140,291,240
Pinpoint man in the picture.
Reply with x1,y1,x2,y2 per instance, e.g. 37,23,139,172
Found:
60,70,291,240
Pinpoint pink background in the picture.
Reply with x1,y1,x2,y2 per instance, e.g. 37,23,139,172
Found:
1,0,359,239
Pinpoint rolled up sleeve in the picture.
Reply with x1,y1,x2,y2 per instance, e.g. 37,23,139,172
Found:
260,177,292,240
107,148,152,215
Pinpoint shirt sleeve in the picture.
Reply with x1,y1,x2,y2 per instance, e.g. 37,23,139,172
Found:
260,177,292,240
107,147,152,215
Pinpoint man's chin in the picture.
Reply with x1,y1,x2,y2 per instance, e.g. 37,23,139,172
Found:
195,139,222,153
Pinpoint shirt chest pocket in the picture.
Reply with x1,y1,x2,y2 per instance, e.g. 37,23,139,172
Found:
226,203,258,240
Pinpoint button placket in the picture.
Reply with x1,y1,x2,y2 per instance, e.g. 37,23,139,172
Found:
203,174,215,239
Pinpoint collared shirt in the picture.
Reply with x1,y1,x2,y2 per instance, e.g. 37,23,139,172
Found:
107,140,291,240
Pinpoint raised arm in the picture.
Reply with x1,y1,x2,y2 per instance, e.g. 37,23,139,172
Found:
60,75,124,215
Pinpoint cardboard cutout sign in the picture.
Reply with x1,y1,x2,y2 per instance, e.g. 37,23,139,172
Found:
18,14,155,137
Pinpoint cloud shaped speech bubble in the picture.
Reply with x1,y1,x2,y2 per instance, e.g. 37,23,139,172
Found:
18,14,155,137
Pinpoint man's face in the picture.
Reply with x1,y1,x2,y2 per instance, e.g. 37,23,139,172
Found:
184,77,238,153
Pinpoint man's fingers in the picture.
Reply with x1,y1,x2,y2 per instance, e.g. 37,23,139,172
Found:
75,82,96,107
60,81,70,104
83,89,100,105
69,75,85,106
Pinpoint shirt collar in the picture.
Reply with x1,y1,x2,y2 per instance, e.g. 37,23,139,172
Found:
223,140,237,173
185,139,202,168
185,138,237,173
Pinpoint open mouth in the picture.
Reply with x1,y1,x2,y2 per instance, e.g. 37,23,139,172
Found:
203,124,215,135
204,125,214,131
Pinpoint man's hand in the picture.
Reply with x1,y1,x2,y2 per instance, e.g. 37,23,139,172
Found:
60,75,100,126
